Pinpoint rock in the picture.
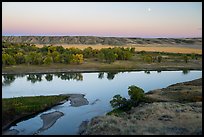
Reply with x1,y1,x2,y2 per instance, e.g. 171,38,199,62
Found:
165,127,189,135
175,109,185,113
158,115,173,121
78,120,89,135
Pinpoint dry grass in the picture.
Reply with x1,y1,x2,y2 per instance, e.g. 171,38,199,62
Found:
36,44,202,54
134,47,202,54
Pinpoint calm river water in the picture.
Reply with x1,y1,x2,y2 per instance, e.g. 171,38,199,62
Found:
2,70,202,135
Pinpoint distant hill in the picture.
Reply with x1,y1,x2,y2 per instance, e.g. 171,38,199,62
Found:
2,36,202,45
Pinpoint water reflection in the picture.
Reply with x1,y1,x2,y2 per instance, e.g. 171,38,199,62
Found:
144,70,150,74
45,74,53,81
106,72,119,80
182,69,190,75
0,70,193,86
157,70,162,73
2,75,16,86
98,72,104,79
54,73,83,81
27,74,43,83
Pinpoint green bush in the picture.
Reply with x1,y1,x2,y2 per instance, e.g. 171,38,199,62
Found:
128,85,145,104
110,94,127,109
110,85,145,112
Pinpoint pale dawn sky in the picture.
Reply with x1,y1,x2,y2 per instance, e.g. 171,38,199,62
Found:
2,2,202,38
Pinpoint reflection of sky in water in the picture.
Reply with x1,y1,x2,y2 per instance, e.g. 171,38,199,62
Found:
2,71,202,99
2,70,202,135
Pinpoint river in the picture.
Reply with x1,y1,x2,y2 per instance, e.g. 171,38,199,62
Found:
2,70,202,135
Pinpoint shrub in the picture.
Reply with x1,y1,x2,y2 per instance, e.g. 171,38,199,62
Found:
128,85,145,105
43,56,53,65
143,55,153,63
110,85,146,113
71,54,84,64
183,55,188,63
110,95,132,111
157,55,162,63
110,94,127,109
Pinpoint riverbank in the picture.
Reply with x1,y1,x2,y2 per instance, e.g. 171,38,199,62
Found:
2,95,69,131
2,56,202,75
80,78,202,135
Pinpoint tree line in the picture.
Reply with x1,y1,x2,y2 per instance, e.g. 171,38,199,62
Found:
2,42,135,66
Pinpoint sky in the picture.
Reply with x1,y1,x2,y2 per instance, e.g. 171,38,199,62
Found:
2,2,202,38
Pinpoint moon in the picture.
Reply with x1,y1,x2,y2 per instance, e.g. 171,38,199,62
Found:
148,8,151,12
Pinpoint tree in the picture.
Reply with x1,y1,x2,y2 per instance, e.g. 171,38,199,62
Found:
43,55,53,65
48,45,57,53
24,55,32,65
128,85,145,105
104,49,117,63
14,52,25,64
27,52,43,65
56,46,66,54
157,55,162,63
51,51,60,63
2,53,16,65
67,47,82,54
113,47,123,60
35,53,43,65
38,45,49,54
123,51,132,60
61,53,73,64
190,53,196,59
97,52,105,62
110,94,127,109
83,47,93,58
130,47,135,53
183,55,188,63
71,54,84,64
54,54,61,63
